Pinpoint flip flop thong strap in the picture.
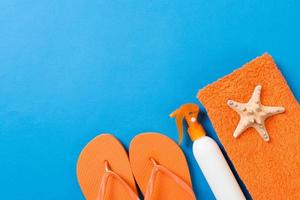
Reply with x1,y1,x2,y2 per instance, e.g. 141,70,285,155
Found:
97,161,140,200
144,158,196,200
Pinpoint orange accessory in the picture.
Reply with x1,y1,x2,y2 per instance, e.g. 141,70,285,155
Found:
77,134,139,200
197,54,300,199
170,103,206,143
129,132,196,200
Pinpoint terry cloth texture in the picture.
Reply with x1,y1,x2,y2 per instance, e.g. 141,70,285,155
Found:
197,54,300,200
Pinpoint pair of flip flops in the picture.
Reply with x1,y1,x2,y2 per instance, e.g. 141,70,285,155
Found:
77,132,196,200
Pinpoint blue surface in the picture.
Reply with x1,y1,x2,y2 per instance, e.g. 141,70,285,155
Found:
0,1,299,199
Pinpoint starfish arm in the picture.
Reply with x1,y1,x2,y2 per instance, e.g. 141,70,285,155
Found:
262,106,285,117
249,85,262,103
233,119,250,138
227,100,246,114
253,123,270,142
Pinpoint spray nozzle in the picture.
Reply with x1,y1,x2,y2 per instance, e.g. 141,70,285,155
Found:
170,103,206,144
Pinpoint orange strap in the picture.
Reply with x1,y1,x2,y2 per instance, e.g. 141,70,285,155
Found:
97,161,140,200
144,158,196,200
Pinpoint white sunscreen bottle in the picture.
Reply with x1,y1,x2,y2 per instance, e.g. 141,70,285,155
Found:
170,103,246,200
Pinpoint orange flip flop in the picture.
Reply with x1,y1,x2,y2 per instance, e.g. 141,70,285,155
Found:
77,134,140,200
129,132,196,200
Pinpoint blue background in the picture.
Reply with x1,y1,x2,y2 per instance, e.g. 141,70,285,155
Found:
0,0,299,199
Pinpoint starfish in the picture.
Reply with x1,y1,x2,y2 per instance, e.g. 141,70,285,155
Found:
227,85,285,142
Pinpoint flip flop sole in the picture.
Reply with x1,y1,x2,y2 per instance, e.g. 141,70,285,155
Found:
77,134,137,200
129,132,195,200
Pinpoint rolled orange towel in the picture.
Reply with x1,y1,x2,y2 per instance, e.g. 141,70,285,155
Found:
197,54,300,200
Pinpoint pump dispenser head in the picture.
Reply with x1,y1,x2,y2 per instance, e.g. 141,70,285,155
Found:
170,103,206,144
